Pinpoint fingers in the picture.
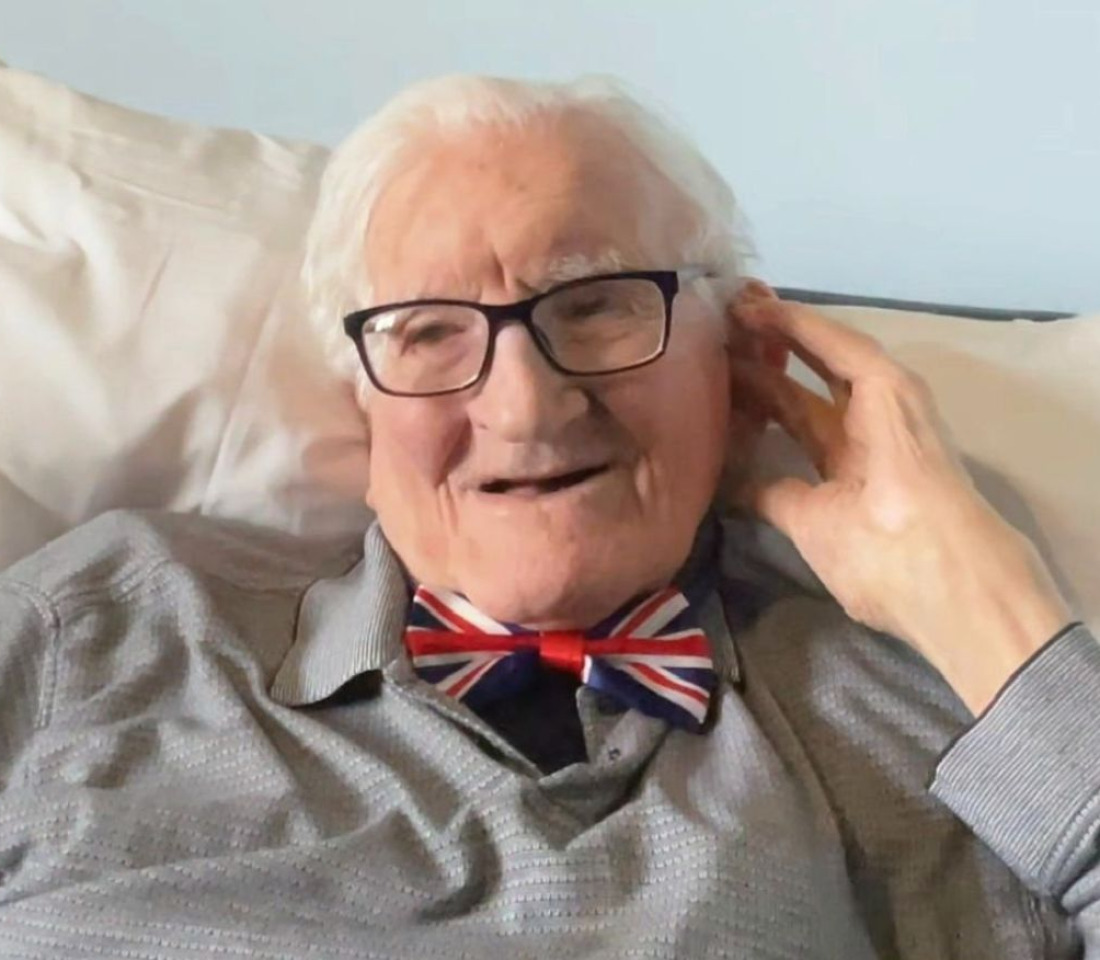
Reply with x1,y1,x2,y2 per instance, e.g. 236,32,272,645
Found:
729,304,851,408
734,298,887,391
729,358,847,479
791,343,853,410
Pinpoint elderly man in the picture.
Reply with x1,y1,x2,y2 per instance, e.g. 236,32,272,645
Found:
1,74,1097,959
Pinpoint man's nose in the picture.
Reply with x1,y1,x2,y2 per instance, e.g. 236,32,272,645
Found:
466,323,589,441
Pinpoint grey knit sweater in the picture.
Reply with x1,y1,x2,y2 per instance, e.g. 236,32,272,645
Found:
0,508,1095,959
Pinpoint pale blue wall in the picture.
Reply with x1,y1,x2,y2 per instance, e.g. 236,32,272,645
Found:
4,0,1098,312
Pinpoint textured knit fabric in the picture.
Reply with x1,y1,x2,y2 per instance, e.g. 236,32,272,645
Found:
0,508,1095,959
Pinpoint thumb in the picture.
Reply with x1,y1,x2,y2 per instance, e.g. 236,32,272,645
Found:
738,475,815,539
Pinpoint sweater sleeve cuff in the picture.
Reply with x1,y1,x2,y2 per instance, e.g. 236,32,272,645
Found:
929,622,1100,897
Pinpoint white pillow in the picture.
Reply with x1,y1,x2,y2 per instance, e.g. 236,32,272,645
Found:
1,62,1096,643
0,61,371,569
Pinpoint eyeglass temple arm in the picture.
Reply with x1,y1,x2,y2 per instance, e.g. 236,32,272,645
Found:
677,264,719,286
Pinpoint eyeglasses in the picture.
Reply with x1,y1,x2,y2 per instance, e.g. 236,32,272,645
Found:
342,266,712,398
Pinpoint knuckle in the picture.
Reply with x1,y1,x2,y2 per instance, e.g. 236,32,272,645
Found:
856,340,891,375
869,357,927,399
899,366,934,404
854,329,887,354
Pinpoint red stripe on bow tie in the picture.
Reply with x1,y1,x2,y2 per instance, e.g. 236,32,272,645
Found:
444,658,500,700
536,632,587,675
614,585,680,636
627,661,712,706
405,630,711,662
415,589,484,634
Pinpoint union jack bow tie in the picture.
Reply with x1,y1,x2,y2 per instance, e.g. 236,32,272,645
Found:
404,584,717,732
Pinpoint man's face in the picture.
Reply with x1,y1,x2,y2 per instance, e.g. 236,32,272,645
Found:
362,112,743,627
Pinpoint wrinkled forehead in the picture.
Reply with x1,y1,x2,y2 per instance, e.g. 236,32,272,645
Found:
364,111,697,304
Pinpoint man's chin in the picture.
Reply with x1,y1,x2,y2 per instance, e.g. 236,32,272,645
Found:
465,581,636,632
458,537,658,630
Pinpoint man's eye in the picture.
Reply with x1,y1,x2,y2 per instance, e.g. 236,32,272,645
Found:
561,297,610,321
402,321,461,346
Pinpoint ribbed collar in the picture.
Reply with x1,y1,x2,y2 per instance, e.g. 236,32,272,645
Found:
270,522,409,706
270,515,750,708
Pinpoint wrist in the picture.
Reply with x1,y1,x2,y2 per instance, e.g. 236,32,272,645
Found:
915,537,1073,715
940,595,1071,716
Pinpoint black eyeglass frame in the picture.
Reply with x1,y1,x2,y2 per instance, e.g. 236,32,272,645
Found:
341,266,712,398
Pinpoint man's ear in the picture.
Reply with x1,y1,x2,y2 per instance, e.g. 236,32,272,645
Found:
726,277,789,372
355,381,375,511
719,278,788,512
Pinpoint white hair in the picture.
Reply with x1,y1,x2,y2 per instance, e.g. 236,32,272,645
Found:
303,73,755,402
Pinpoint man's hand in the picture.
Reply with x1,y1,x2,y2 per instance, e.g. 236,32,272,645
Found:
728,296,1074,715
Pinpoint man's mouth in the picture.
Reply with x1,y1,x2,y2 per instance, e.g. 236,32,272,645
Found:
479,464,610,496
